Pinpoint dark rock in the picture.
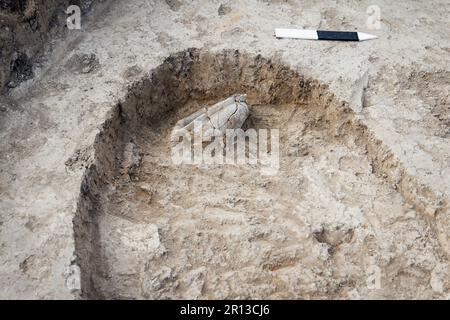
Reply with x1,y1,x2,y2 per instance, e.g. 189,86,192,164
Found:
218,4,232,16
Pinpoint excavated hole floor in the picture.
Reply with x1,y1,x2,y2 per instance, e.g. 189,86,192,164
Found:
75,50,447,299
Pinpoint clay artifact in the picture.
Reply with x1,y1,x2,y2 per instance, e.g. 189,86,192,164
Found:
171,94,250,143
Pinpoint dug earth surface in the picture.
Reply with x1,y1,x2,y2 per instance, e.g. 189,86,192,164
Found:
0,0,449,299
75,51,448,299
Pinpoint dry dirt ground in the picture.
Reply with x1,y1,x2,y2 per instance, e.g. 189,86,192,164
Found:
0,0,449,299
0,0,100,91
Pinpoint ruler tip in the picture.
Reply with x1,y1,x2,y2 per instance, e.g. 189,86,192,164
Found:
358,32,378,41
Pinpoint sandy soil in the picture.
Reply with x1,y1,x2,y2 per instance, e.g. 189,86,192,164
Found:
73,51,448,299
0,0,449,299
93,99,445,299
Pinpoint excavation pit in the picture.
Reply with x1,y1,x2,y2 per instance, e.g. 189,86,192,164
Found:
75,49,446,299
